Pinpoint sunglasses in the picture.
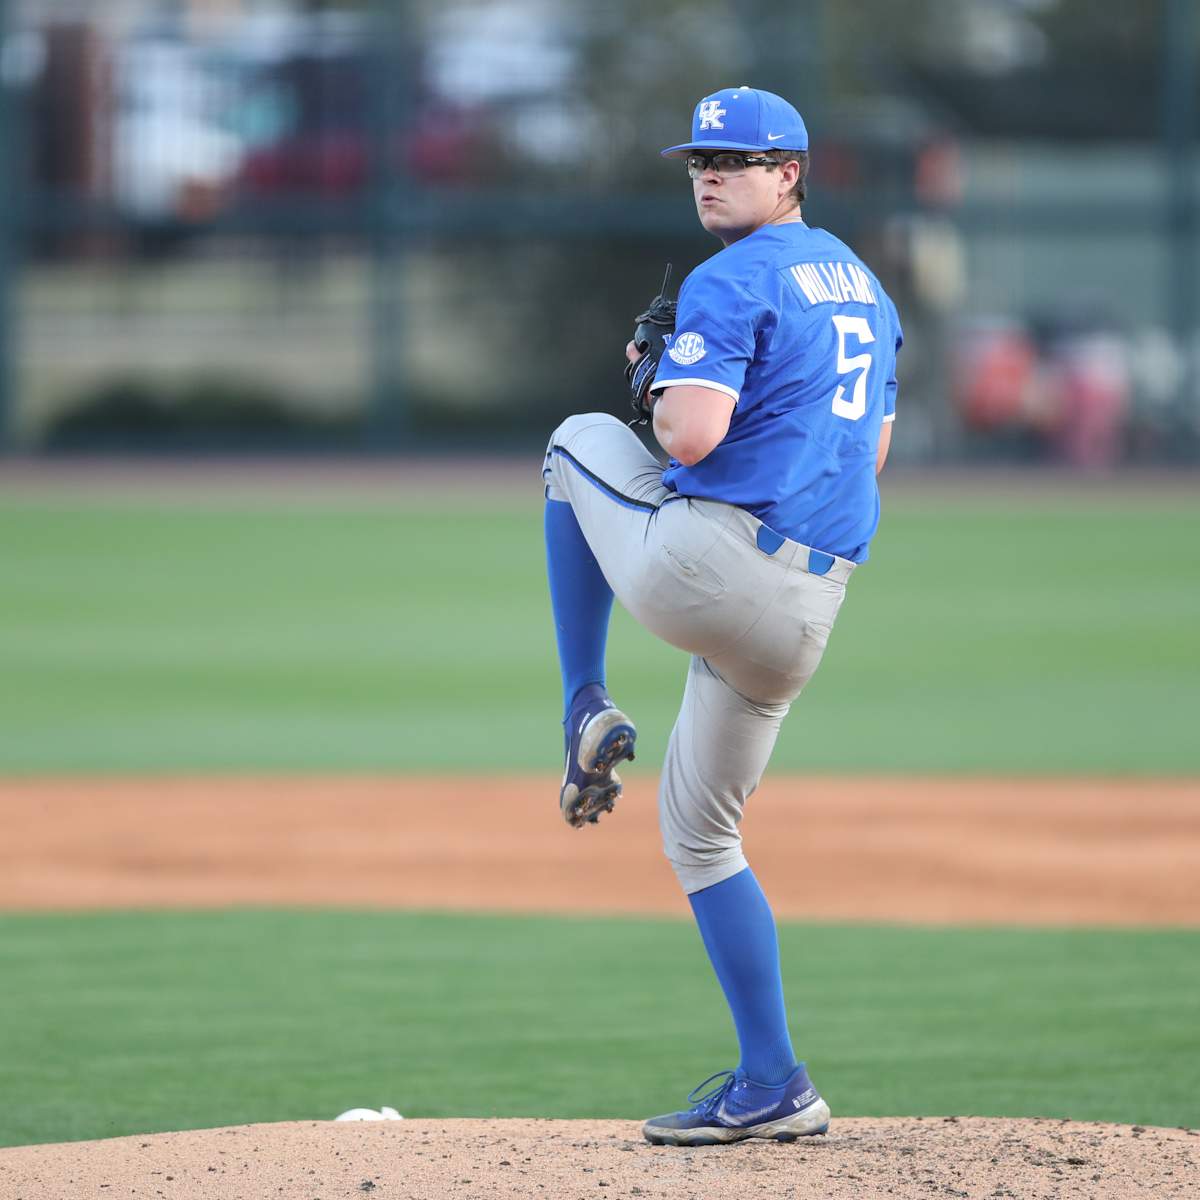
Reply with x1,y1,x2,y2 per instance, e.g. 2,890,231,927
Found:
685,152,779,179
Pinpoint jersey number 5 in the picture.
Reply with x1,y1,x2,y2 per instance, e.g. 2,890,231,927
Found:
830,314,875,421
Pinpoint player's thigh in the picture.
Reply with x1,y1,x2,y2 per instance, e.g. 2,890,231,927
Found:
706,567,847,706
621,497,751,655
641,503,850,688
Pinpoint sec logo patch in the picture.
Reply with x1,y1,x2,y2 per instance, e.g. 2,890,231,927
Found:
668,332,706,366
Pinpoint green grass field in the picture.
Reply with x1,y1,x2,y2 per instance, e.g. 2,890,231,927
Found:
0,911,1196,1148
1,482,1197,1146
1,490,1197,773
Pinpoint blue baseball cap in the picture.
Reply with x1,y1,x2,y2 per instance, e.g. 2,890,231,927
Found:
661,86,809,158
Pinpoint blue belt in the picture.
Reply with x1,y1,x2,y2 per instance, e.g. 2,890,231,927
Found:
755,523,836,576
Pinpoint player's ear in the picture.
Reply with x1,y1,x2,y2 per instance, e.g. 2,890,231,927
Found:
776,158,800,197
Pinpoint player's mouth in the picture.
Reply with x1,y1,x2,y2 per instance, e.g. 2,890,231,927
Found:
699,194,722,206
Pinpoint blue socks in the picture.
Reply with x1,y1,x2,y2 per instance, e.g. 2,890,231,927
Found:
544,499,614,719
688,868,798,1086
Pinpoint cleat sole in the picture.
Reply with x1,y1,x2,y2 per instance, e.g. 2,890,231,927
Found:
562,774,622,829
560,706,636,828
577,710,637,774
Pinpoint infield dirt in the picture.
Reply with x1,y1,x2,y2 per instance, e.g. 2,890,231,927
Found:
2,774,1197,923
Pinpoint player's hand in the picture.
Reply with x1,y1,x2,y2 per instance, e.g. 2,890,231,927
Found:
626,340,644,365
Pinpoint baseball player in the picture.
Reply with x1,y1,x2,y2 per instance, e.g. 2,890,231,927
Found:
542,86,901,1145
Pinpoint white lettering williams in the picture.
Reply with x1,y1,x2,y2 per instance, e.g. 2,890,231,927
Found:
789,262,879,309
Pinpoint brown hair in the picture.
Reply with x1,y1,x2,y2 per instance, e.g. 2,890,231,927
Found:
768,150,809,204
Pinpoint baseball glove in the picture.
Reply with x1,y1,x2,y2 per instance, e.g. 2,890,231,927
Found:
624,264,677,423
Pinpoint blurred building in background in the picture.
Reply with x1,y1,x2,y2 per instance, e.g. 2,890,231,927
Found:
0,0,1196,464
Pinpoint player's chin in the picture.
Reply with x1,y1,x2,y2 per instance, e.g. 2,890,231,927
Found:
696,205,729,234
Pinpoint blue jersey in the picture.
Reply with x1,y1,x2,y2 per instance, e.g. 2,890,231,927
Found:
651,222,902,563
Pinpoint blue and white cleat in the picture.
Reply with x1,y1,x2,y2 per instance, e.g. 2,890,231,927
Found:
642,1064,831,1146
559,684,637,828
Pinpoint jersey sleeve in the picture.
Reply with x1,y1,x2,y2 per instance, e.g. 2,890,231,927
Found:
649,264,761,405
883,304,903,424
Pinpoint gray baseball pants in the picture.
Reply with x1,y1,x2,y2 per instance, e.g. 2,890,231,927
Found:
543,413,855,894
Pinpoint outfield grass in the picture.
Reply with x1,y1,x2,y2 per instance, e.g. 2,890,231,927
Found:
0,910,1195,1147
0,493,1197,774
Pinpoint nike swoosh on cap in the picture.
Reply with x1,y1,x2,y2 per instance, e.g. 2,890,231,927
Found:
767,132,786,140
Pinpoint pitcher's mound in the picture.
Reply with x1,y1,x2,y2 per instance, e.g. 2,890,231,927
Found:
1,1116,1196,1199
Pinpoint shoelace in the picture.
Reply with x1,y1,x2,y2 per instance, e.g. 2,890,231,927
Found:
686,1070,736,1115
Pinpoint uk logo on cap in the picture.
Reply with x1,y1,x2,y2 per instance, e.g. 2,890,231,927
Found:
661,86,809,158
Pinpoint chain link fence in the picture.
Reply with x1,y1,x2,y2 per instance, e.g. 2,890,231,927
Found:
0,0,1197,465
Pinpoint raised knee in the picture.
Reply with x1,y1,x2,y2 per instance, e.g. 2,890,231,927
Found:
544,412,624,495
550,411,623,453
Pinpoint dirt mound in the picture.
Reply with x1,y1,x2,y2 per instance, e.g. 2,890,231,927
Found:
1,1116,1196,1199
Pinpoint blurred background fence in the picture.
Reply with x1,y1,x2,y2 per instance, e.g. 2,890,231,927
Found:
0,0,1197,463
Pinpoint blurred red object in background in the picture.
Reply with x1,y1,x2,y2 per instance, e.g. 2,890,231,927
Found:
954,322,1038,431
